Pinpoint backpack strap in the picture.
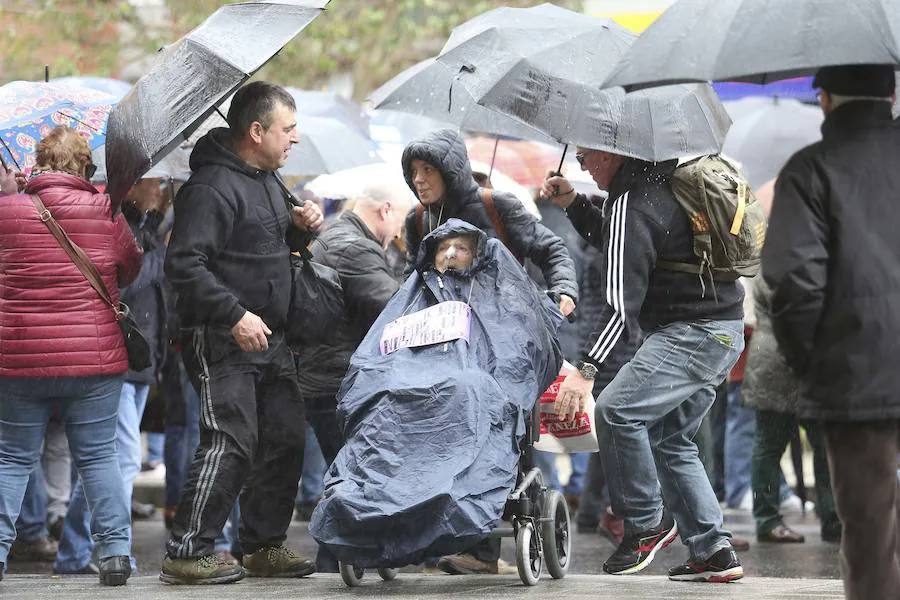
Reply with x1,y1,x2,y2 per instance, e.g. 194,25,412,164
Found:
481,189,524,264
415,203,425,240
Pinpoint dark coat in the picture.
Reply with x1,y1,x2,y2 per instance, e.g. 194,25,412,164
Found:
295,212,400,398
401,129,578,303
165,128,312,331
741,276,801,414
566,158,743,374
762,101,900,422
120,205,168,384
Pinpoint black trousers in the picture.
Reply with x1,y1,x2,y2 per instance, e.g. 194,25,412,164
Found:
167,327,306,558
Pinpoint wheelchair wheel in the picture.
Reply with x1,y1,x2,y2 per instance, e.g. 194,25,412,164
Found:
339,562,365,587
515,521,542,586
377,568,399,581
542,490,571,579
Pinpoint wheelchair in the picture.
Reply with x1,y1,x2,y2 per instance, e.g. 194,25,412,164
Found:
339,403,572,587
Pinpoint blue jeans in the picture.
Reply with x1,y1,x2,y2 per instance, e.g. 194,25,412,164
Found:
146,433,165,465
16,468,49,541
296,425,326,505
55,382,149,571
0,376,130,567
596,320,744,561
532,450,562,492
724,381,756,507
564,452,591,495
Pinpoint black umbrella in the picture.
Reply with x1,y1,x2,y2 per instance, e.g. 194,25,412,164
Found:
603,0,900,90
105,0,329,204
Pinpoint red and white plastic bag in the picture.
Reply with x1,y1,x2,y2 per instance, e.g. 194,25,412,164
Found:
533,361,599,453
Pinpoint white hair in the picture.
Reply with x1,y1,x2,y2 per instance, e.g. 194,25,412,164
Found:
353,180,414,213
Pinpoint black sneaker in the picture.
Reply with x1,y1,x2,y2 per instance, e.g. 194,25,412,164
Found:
603,511,678,575
98,555,131,586
668,547,743,583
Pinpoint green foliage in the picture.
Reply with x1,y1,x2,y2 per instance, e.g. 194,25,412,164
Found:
0,0,148,81
0,1,583,96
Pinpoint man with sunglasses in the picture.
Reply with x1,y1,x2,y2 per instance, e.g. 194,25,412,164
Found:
541,147,745,583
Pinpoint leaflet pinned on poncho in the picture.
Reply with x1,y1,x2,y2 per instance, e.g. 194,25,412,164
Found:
380,300,471,355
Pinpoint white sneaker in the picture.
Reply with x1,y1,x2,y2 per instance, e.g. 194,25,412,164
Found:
780,494,815,514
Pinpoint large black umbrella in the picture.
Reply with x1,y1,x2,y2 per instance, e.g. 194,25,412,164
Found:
105,0,329,204
603,0,900,90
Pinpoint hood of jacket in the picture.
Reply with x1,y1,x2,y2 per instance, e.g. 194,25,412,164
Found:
401,129,480,209
189,127,267,179
414,218,490,276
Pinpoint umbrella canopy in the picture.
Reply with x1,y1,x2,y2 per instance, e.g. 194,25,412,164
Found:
368,57,555,143
55,76,132,101
0,81,115,171
105,0,329,204
92,143,191,183
603,0,900,89
283,115,383,177
438,3,635,95
551,83,732,163
465,135,560,189
722,97,823,189
288,88,370,136
713,78,817,103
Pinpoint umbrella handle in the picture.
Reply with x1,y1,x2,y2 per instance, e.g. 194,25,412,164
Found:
0,138,22,172
549,144,569,196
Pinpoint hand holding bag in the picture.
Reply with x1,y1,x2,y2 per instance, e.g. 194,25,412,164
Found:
31,194,152,372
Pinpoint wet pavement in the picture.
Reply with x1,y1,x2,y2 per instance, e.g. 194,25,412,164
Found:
4,506,842,596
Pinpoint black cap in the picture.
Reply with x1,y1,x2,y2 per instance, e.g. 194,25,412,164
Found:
813,64,896,97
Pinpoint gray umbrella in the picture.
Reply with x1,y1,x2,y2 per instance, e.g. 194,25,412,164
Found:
722,98,823,189
105,0,328,204
368,57,556,143
603,0,900,90
92,143,191,183
436,3,635,137
288,88,370,136
283,115,383,176
555,84,732,162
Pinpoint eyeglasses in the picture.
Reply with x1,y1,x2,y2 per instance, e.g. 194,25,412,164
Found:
575,150,596,168
85,163,97,180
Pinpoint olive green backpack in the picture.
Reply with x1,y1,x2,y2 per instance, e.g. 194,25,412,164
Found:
659,155,767,286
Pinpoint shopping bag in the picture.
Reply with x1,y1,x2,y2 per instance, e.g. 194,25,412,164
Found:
534,361,599,453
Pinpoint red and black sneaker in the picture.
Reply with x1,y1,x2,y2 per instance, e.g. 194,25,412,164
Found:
602,511,678,575
668,547,744,583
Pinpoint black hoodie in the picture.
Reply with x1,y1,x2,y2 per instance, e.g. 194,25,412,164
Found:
566,158,743,372
401,129,578,303
164,128,311,331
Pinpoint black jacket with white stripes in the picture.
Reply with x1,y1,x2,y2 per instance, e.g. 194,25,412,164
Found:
566,158,743,371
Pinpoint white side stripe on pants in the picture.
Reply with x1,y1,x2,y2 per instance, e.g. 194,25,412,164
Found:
588,192,628,363
179,328,226,558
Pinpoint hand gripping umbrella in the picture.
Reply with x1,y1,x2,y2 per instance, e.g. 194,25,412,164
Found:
105,0,329,205
603,0,900,90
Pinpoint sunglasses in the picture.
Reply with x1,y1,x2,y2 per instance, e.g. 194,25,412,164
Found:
85,163,97,180
575,150,597,168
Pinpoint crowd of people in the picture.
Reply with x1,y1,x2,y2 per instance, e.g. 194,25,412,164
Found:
0,64,897,600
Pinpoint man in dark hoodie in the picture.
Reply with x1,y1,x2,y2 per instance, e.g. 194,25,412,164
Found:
161,81,323,585
401,129,578,320
543,147,745,583
763,65,900,600
400,129,577,576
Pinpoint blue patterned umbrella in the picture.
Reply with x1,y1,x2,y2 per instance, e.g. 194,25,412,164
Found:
0,80,116,172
